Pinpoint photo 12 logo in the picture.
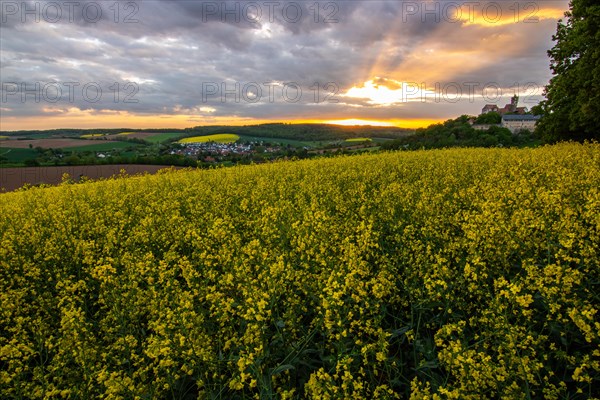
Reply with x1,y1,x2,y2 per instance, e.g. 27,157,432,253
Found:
1,81,139,103
397,81,542,104
199,1,339,24
1,1,139,24
400,1,540,24
201,81,340,104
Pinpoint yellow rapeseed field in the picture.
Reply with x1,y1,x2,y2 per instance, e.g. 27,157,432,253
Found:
178,134,240,144
345,138,371,142
1,143,599,399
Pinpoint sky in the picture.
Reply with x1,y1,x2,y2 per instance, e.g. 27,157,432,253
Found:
0,0,569,130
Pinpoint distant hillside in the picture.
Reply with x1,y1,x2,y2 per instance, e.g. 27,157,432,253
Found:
182,123,413,141
0,123,413,142
0,128,147,137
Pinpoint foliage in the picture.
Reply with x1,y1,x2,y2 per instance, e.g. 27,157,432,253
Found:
536,0,600,142
1,143,599,398
23,159,40,167
530,104,544,116
475,112,501,125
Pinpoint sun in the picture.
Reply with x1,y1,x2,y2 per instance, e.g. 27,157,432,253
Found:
342,78,435,105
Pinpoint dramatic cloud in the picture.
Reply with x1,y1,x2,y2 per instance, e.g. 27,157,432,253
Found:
0,0,569,129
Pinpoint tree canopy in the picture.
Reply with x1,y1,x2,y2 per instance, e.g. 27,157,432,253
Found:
536,0,600,141
475,112,502,125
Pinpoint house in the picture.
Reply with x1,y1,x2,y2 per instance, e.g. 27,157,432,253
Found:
514,106,528,114
501,114,541,133
481,104,499,114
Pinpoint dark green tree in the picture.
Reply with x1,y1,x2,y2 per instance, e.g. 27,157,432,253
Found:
530,104,544,116
475,112,501,124
536,0,600,142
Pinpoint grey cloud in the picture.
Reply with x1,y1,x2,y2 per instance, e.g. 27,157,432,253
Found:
0,0,569,125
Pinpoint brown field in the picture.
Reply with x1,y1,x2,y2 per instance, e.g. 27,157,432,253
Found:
0,138,118,149
0,164,182,192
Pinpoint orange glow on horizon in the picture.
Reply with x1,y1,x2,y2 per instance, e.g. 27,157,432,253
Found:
0,112,440,132
322,118,441,129
323,119,395,127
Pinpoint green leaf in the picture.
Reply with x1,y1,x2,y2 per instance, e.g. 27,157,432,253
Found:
271,364,295,376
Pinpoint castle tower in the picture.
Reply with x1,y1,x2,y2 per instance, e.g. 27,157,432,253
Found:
510,94,519,112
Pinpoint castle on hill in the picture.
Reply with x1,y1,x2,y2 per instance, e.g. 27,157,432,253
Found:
471,94,540,133
481,95,527,115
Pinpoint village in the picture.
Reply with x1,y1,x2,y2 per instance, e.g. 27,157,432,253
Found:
169,140,284,160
